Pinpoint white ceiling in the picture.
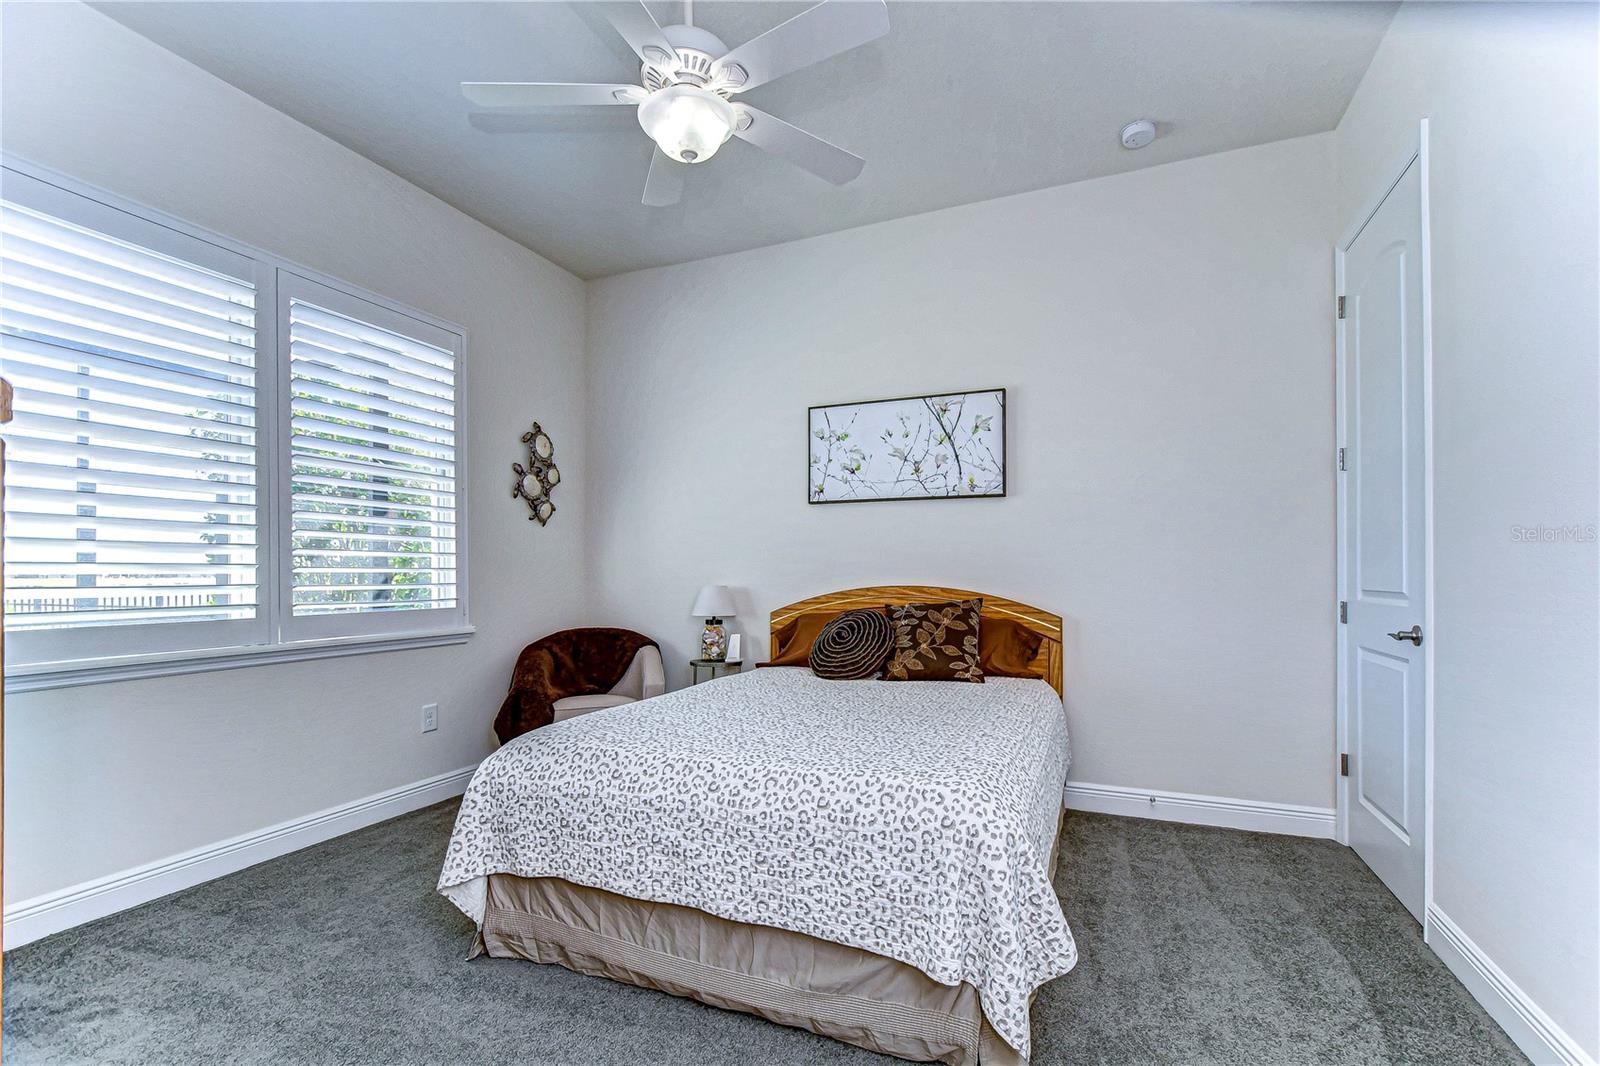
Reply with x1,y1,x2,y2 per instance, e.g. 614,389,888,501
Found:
96,1,1395,279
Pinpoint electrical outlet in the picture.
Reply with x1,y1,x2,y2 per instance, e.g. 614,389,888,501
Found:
421,703,439,733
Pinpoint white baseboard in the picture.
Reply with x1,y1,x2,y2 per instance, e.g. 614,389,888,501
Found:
4,763,479,949
1063,780,1336,839
1427,904,1595,1066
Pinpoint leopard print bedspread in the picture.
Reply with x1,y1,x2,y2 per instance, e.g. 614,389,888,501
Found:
438,667,1076,1057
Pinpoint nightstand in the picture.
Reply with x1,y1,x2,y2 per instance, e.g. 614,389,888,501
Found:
689,659,742,685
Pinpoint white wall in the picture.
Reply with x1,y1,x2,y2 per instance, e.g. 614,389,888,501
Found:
0,3,589,904
1336,4,1600,1059
587,134,1339,809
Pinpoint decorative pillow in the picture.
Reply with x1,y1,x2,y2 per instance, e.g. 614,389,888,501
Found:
884,599,985,683
808,609,893,680
763,612,834,667
979,618,1045,678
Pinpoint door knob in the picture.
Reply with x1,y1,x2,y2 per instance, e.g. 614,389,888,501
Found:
1387,625,1423,646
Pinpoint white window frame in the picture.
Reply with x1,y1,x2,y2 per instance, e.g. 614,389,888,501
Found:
2,157,472,692
1,166,275,668
275,270,468,644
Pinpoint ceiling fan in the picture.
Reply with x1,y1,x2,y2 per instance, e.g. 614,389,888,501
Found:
461,0,889,206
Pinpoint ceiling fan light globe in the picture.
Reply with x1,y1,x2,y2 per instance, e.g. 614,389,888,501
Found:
637,85,735,164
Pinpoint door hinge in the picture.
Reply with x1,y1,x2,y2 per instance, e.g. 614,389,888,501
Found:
1339,601,1348,624
1337,295,1346,319
1340,753,1349,777
1338,447,1347,471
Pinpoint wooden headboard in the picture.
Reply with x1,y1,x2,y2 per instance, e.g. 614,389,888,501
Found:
769,585,1063,697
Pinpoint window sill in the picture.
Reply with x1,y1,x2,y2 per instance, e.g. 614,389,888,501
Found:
5,626,477,693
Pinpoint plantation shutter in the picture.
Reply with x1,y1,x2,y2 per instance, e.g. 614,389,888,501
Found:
282,275,460,627
0,190,260,642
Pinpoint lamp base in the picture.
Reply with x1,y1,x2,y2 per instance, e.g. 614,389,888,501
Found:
700,617,727,662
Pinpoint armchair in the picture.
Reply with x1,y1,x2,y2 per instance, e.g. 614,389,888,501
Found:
552,644,666,722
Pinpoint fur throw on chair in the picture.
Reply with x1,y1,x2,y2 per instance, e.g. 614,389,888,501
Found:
494,627,658,744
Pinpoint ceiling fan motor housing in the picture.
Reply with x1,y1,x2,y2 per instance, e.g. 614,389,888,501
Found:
643,24,746,94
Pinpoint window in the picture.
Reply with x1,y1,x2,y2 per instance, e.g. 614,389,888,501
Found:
0,164,468,686
280,275,461,641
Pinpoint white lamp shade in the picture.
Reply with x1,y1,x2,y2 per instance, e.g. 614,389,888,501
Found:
691,584,737,618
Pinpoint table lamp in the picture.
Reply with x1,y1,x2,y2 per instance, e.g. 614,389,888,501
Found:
691,584,737,661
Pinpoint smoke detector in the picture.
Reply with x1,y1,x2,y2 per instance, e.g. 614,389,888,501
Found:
1120,119,1157,150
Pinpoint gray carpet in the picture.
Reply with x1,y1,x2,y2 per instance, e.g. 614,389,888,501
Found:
5,804,1526,1066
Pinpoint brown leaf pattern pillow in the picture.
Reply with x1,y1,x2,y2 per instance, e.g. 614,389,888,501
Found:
884,599,985,682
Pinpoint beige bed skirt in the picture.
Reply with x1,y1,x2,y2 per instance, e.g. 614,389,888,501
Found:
472,816,1061,1065
476,875,1022,1065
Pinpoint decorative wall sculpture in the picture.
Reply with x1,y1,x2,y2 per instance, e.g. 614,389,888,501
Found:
512,422,560,525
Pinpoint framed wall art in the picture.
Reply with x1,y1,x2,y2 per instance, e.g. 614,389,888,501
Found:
808,388,1006,504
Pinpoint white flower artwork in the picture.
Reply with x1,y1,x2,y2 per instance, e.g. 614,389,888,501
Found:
808,388,1006,503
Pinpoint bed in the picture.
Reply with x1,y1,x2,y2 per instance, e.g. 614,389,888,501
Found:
438,586,1076,1065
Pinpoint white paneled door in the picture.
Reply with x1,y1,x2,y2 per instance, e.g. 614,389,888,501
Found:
1340,155,1428,922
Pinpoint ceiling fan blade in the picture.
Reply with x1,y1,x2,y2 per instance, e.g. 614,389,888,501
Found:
603,1,680,71
713,0,888,93
468,111,638,135
460,82,643,109
732,106,864,185
642,148,686,207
